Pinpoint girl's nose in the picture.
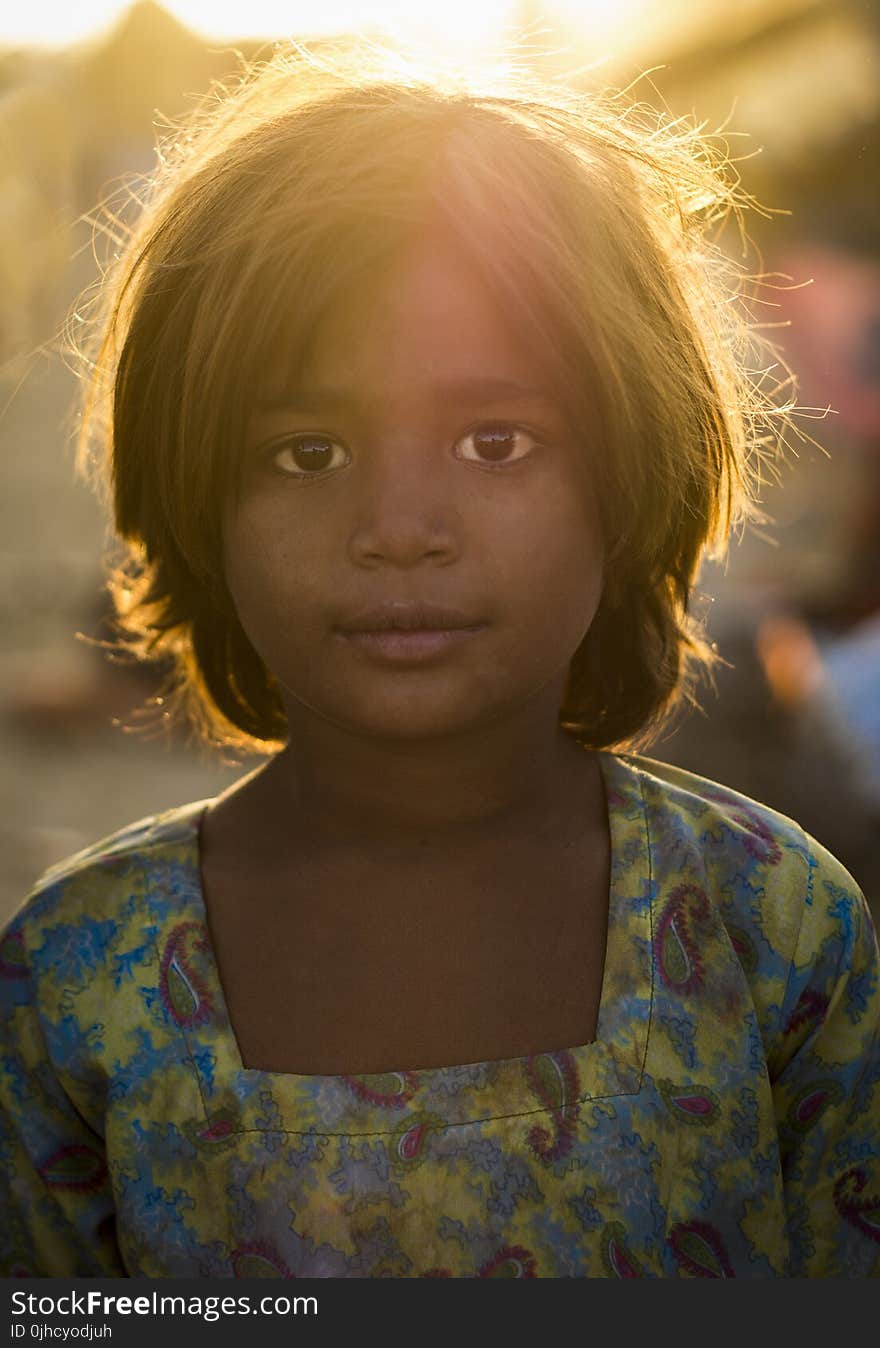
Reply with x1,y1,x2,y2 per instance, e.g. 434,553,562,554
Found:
346,445,460,569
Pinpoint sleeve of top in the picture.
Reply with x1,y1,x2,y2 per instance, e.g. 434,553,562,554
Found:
767,843,880,1277
0,915,125,1276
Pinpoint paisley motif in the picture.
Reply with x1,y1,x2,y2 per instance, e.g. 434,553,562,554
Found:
668,1221,734,1277
0,928,27,979
704,790,783,864
389,1112,443,1168
343,1070,419,1107
833,1167,880,1242
478,1245,536,1277
158,922,214,1028
655,884,709,994
738,813,783,865
788,1080,845,1133
783,987,829,1037
39,1144,108,1192
185,1107,240,1151
725,924,758,975
600,1223,644,1277
231,1243,292,1277
658,1079,720,1127
524,1051,581,1161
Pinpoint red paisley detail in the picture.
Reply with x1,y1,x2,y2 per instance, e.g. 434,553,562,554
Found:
834,1168,880,1243
668,1222,735,1277
182,1106,240,1156
0,929,28,979
39,1145,108,1192
678,1096,713,1116
655,884,710,993
658,1079,719,1126
704,791,783,865
231,1243,293,1277
524,1051,581,1161
399,1124,426,1160
388,1112,443,1168
789,1080,845,1133
159,921,214,1027
343,1070,419,1107
601,1224,644,1278
478,1246,537,1278
200,1118,235,1142
186,1107,241,1150
783,987,830,1037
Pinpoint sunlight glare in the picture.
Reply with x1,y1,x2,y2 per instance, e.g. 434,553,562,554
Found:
0,0,517,55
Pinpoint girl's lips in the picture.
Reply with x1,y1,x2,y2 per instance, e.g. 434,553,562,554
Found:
337,625,488,664
337,600,483,632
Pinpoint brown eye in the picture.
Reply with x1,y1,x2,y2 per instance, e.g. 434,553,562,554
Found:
454,425,537,466
269,434,349,477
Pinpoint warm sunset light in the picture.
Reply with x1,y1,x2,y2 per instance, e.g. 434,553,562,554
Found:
2,0,879,1288
0,0,518,51
0,0,680,59
5,0,817,69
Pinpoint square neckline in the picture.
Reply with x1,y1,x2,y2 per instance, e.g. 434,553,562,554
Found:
144,750,654,1133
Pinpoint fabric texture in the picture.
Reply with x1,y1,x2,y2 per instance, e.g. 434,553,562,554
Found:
1,752,878,1277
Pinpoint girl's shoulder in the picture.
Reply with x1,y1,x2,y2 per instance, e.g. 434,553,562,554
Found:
607,749,875,993
606,753,877,1070
36,798,208,879
2,800,210,958
609,749,860,896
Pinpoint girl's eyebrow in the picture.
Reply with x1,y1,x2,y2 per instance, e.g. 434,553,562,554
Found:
254,378,557,413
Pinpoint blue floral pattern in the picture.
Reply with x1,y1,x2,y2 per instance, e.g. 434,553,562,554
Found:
1,754,878,1277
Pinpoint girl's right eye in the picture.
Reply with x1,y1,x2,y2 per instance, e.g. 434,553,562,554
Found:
266,434,349,478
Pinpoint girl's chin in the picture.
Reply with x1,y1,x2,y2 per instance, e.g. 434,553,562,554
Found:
283,688,516,744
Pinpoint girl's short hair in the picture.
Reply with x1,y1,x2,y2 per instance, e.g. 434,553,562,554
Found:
76,42,789,753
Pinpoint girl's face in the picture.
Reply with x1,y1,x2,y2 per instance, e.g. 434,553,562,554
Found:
226,227,604,744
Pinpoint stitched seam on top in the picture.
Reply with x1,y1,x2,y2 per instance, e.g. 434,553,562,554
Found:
191,1084,642,1141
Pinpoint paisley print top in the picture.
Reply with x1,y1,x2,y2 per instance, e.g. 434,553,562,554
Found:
1,753,878,1278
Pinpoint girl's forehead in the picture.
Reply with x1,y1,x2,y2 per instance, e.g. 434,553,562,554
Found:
267,226,561,403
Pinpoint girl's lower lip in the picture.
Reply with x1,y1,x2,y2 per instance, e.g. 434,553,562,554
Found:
338,625,487,663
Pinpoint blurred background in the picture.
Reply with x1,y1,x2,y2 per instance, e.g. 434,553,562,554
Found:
1,0,878,924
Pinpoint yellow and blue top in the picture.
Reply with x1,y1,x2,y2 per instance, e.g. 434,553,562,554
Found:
1,754,878,1277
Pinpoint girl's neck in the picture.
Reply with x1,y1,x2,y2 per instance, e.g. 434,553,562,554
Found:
212,695,600,858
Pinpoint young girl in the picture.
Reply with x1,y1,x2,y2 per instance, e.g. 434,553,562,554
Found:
1,44,877,1279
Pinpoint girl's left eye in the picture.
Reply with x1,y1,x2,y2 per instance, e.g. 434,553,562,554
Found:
454,424,539,466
